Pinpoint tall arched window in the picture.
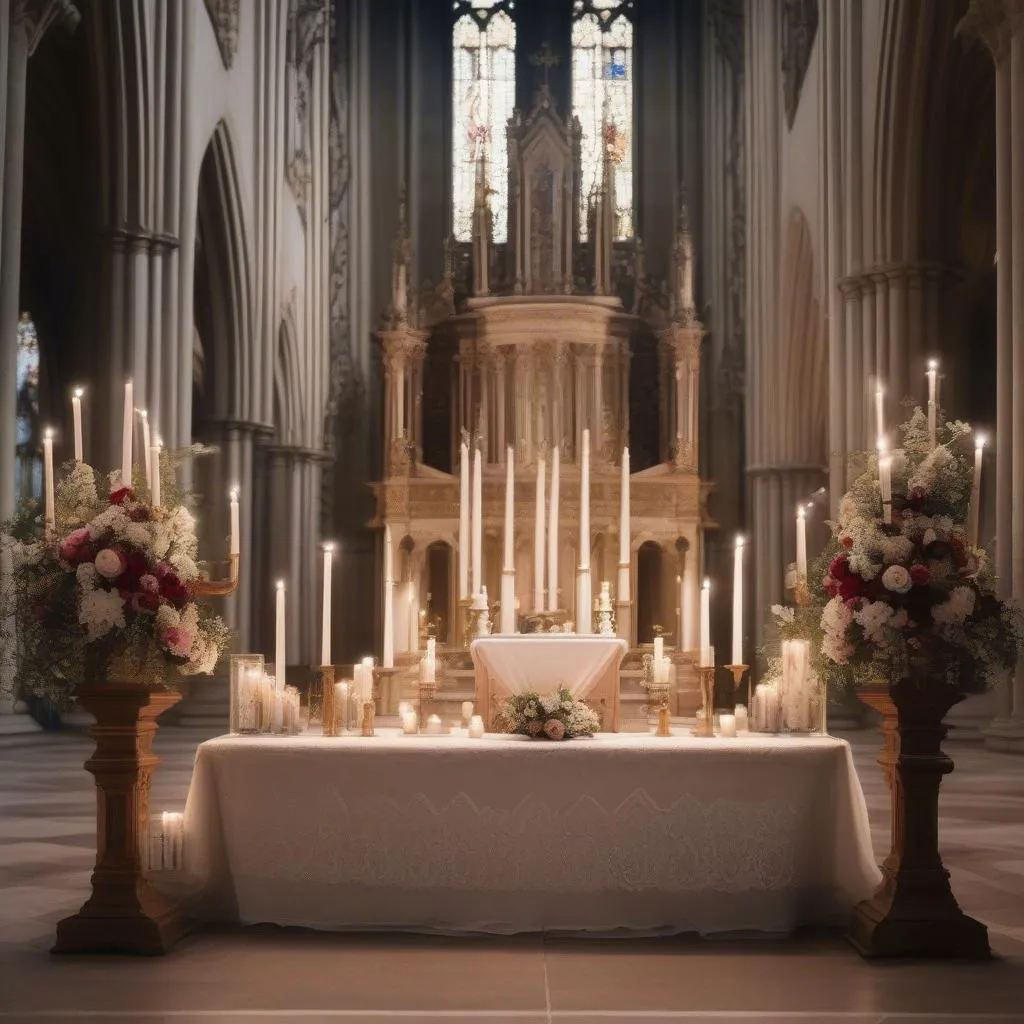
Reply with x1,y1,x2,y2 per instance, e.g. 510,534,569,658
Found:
452,1,516,245
15,312,41,504
572,0,634,241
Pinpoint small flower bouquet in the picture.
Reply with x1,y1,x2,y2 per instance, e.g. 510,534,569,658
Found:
503,685,601,740
1,455,231,708
772,409,1019,692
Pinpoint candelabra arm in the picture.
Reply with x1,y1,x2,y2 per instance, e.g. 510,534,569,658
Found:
194,552,240,597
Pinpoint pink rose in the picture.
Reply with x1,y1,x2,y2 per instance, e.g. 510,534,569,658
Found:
59,527,93,566
160,625,195,658
94,548,126,580
526,720,543,737
139,573,159,594
543,719,566,741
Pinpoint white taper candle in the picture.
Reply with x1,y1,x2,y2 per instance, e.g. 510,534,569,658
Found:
731,535,745,665
970,434,985,549
71,387,84,463
150,440,162,507
321,543,334,666
927,359,939,448
43,428,55,533
229,487,240,556
503,445,515,571
458,440,469,600
121,380,133,489
139,409,152,489
796,505,808,582
383,524,394,667
275,580,286,689
547,445,560,611
878,439,893,524
471,445,483,595
618,446,630,603
579,429,590,570
874,384,884,443
534,455,546,611
700,578,712,666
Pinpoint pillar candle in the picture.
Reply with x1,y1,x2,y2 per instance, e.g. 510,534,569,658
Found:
229,488,240,556
878,439,893,524
503,445,515,571
534,455,546,610
731,535,745,665
471,445,483,595
699,578,711,666
139,409,152,489
42,428,55,533
150,440,162,507
275,580,286,688
547,445,560,611
321,543,334,666
121,380,133,488
468,714,485,739
383,524,394,668
653,635,664,666
458,440,469,600
618,446,630,602
71,387,84,462
579,428,590,570
796,506,808,582
926,359,939,448
718,713,737,738
874,384,884,443
970,434,985,549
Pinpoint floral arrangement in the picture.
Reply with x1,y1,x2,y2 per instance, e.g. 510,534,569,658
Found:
1,454,231,707
772,409,1019,692
503,685,601,740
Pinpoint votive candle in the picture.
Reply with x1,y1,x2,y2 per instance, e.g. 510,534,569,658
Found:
718,713,737,738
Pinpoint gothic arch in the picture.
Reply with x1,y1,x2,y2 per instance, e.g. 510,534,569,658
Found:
274,309,302,445
194,120,253,425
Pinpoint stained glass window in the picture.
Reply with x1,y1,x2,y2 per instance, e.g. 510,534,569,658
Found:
572,0,634,241
15,312,41,503
451,2,516,244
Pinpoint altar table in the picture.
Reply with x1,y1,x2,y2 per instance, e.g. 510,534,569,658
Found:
471,635,628,731
182,731,881,937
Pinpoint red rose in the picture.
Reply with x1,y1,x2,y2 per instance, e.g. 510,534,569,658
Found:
909,564,931,586
132,591,161,614
159,572,189,608
122,552,149,582
110,486,134,506
841,535,854,549
829,554,850,579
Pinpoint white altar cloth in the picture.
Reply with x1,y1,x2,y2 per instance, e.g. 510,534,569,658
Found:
471,635,628,730
182,731,881,937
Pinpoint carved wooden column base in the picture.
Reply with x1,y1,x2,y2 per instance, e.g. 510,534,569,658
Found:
53,682,186,956
847,682,990,959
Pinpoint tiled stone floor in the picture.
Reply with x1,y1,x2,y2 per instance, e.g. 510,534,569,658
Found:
1,724,1023,1024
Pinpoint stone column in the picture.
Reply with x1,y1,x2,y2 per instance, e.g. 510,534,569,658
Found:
955,0,1024,749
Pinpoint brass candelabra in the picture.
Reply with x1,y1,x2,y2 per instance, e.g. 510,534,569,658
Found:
693,664,715,737
193,552,240,598
725,663,750,710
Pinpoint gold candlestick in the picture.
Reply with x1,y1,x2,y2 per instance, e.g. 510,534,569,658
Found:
725,663,750,709
320,664,337,737
656,704,672,737
193,552,240,597
693,664,715,737
360,698,376,737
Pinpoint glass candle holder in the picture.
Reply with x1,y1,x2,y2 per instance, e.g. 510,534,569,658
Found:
148,811,184,872
230,654,265,735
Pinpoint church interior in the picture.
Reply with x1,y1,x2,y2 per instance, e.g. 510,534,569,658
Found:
2,0,1024,1019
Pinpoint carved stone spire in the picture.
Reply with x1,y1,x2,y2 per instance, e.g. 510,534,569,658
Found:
471,149,491,296
671,182,696,322
391,185,411,322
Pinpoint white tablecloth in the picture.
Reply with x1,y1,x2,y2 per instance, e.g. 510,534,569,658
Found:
182,731,881,937
471,635,628,730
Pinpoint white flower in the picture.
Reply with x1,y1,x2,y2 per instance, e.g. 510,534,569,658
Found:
150,521,172,558
540,692,561,715
88,506,130,540
168,551,199,581
882,565,912,594
822,595,854,635
821,633,852,665
79,588,125,640
120,522,152,550
10,541,45,567
848,547,882,580
932,586,976,627
76,563,97,592
771,604,795,624
94,548,125,579
922,528,937,547
156,604,180,631
854,600,894,644
881,535,914,564
524,702,538,719
185,637,219,675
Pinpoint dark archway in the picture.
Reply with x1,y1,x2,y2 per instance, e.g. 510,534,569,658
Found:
635,540,663,645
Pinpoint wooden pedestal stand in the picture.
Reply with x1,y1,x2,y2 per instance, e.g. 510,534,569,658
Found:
53,680,186,956
847,680,990,958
